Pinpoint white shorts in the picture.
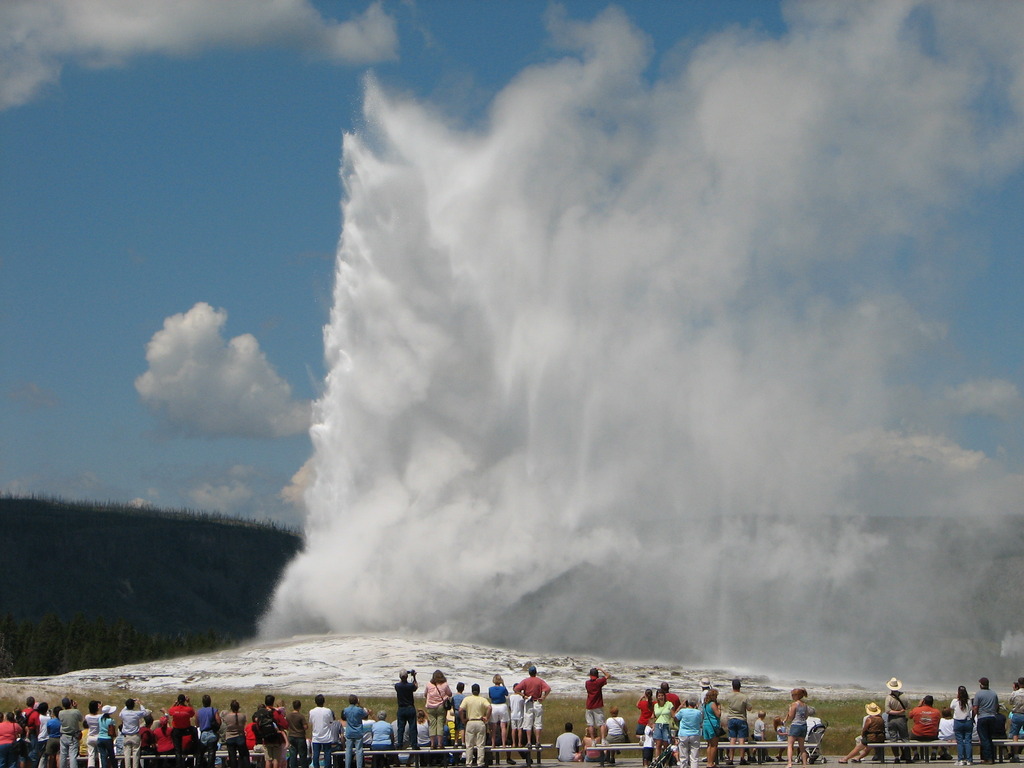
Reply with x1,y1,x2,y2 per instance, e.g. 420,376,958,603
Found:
522,701,543,731
511,718,524,731
585,710,605,728
490,703,510,724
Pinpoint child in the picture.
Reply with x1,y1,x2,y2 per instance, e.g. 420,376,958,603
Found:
773,717,787,763
509,692,525,749
641,724,654,768
937,708,954,761
753,712,767,763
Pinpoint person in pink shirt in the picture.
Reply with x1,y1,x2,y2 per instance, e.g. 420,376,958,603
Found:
424,671,453,750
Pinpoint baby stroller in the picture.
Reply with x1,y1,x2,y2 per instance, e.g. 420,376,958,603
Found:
651,744,678,768
804,722,828,764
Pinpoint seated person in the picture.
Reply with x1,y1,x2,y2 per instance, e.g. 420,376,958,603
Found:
839,703,885,764
909,696,941,761
370,711,394,768
556,723,582,763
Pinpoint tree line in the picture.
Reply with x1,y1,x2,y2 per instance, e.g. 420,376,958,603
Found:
0,612,229,678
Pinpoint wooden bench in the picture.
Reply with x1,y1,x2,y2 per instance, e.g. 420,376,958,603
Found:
872,738,1023,764
329,744,553,768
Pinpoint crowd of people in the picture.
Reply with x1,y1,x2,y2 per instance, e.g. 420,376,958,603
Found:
1,671,1021,768
837,677,1024,767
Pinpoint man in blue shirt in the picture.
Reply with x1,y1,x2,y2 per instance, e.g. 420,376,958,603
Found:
342,696,368,768
974,678,1000,764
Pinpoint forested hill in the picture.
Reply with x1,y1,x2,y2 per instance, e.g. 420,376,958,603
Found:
0,496,302,638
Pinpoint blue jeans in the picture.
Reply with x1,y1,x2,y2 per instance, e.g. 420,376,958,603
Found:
27,733,39,767
953,719,974,763
96,741,115,768
976,717,996,763
225,735,251,768
311,743,332,768
344,737,363,768
289,737,308,768
396,706,417,750
1010,713,1024,739
728,719,749,739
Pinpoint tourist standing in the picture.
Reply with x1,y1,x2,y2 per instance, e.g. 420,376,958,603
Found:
702,690,722,768
120,699,150,768
585,669,610,739
884,679,911,763
342,696,368,768
974,678,999,765
951,687,974,766
220,701,249,768
286,701,308,768
96,706,116,768
459,684,492,768
167,696,196,768
722,679,751,766
308,695,335,768
394,672,418,751
636,690,654,738
514,666,551,758
197,696,221,768
676,699,703,768
424,671,453,750
488,675,513,765
785,689,810,768
58,701,83,768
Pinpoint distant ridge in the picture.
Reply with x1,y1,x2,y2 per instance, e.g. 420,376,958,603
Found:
0,495,302,638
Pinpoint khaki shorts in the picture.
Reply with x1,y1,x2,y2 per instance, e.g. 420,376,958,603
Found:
523,702,543,732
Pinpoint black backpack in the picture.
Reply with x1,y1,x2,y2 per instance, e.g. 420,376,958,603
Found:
253,709,279,744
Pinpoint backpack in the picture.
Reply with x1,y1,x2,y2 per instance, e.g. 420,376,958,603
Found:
253,709,279,744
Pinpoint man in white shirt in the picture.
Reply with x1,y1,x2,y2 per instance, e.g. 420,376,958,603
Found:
308,695,335,768
119,699,151,768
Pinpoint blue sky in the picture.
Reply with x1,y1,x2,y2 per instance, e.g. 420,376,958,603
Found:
2,0,1023,528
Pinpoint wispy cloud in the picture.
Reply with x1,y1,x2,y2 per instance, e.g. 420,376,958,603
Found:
945,378,1022,419
135,302,310,439
187,464,255,513
7,382,59,410
0,0,397,109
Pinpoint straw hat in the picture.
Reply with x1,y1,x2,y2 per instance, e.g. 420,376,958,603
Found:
885,677,903,691
865,702,882,716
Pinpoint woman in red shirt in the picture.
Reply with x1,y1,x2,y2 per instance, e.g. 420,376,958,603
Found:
636,689,654,736
139,715,158,761
167,695,196,768
154,717,176,767
0,712,25,768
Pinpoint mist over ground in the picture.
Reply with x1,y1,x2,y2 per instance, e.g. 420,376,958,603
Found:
262,3,1024,684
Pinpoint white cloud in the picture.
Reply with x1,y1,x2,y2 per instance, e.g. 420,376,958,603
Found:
135,302,311,438
187,464,255,513
0,0,397,109
279,456,314,511
946,378,1022,419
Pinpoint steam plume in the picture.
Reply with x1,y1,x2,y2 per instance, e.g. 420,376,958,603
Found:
262,3,1024,683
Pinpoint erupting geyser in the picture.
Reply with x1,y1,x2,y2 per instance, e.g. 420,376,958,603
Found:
262,5,1024,683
